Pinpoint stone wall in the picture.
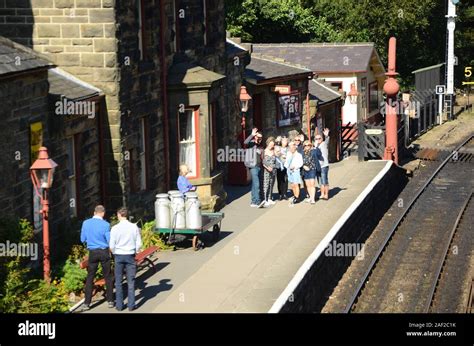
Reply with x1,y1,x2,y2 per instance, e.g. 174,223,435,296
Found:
114,0,166,216
46,97,104,224
0,0,245,218
0,70,50,221
0,70,103,232
279,162,408,313
0,0,126,212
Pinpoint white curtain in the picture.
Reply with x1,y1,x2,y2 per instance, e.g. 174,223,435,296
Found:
180,110,196,176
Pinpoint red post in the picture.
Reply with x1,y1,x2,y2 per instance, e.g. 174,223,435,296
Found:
241,113,246,148
41,190,50,282
383,37,400,164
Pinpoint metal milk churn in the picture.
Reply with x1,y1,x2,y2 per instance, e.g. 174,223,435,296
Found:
185,192,202,229
155,194,171,229
169,193,186,228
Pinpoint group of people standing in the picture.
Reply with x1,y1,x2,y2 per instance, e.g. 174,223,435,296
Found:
244,127,330,208
80,205,142,312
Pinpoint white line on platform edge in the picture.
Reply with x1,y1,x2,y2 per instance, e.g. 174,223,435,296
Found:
268,160,394,313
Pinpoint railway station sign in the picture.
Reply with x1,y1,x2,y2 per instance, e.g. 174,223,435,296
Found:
273,85,291,94
365,129,383,135
436,85,446,95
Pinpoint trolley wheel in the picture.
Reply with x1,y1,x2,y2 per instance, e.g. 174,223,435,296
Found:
212,224,221,242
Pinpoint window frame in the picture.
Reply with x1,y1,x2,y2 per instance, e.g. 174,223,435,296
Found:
177,106,200,179
368,81,379,114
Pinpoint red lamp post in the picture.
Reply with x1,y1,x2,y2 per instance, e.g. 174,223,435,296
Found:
383,37,400,164
239,85,252,148
30,147,58,282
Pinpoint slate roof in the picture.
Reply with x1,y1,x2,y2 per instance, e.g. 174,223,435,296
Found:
48,67,101,101
0,36,52,76
244,54,341,104
226,38,248,56
411,63,445,74
309,78,342,104
244,56,312,83
252,43,379,73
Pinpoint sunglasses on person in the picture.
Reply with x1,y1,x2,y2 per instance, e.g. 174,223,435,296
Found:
295,139,301,142
315,137,322,140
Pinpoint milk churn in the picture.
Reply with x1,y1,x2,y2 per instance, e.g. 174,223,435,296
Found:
185,192,202,229
155,194,171,229
169,193,186,228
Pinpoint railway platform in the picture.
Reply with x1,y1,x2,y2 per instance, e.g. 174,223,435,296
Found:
85,156,406,313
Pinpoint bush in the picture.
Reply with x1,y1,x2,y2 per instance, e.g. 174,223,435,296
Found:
0,259,69,313
22,280,69,313
140,220,173,250
0,218,70,313
61,259,87,295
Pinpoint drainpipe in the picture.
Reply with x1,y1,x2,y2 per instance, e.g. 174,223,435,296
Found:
160,0,170,190
306,77,311,139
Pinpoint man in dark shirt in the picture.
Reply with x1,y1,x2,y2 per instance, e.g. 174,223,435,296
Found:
80,205,114,310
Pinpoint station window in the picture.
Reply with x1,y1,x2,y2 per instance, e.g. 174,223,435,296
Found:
178,107,200,179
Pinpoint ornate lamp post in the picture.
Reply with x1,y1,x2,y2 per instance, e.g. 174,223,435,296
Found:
30,147,58,282
383,37,400,164
239,85,252,148
347,83,359,104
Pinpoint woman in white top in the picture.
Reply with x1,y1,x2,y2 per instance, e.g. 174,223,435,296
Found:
284,141,303,205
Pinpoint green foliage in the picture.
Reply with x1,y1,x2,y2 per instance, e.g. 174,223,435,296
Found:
227,0,473,88
140,220,173,250
0,218,35,299
226,0,342,43
68,244,88,262
0,259,69,313
61,259,87,294
0,217,34,244
456,1,474,90
109,214,119,227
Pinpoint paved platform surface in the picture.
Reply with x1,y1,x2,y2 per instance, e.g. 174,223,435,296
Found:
86,156,389,313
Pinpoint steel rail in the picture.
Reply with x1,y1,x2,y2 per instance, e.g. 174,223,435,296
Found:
343,134,473,313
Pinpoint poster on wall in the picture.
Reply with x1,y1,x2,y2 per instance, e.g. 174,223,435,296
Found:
30,122,43,233
278,92,300,127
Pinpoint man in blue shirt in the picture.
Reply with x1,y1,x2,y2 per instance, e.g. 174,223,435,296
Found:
80,205,114,310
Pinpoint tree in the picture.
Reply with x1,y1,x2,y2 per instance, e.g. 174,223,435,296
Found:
226,0,471,88
225,0,343,43
309,0,446,88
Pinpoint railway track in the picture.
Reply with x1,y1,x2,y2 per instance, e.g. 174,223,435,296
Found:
344,135,474,313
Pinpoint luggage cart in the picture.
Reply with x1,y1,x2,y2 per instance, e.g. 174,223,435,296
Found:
155,212,224,250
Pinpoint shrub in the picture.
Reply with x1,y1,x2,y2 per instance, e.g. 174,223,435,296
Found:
0,259,69,313
140,220,173,250
61,259,87,295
